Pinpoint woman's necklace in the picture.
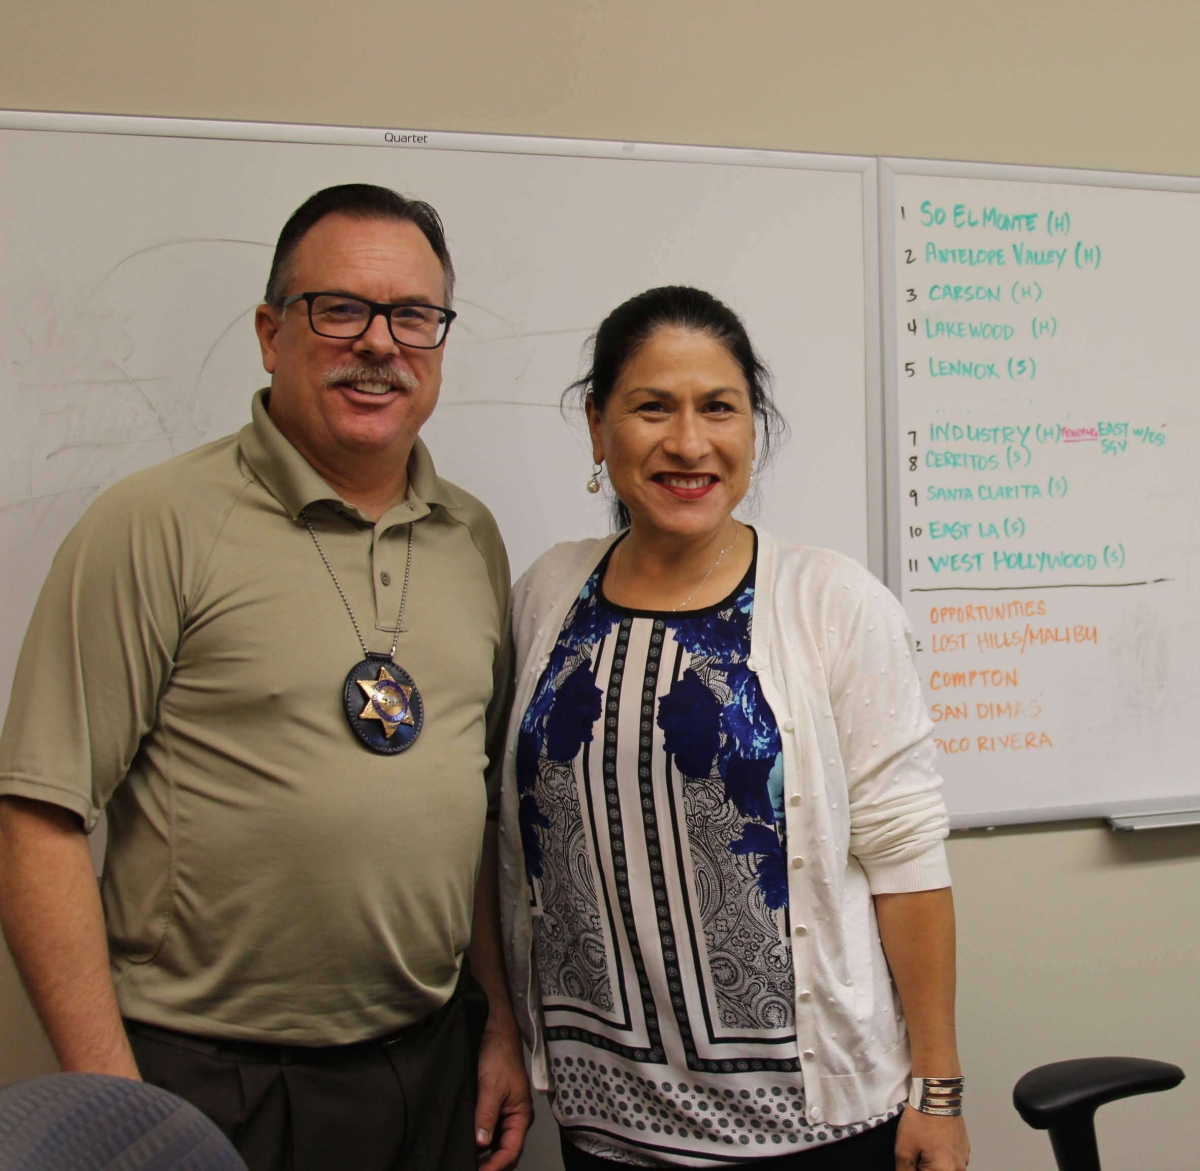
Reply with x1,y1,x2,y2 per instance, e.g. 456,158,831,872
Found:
303,513,423,755
673,527,740,611
615,526,741,611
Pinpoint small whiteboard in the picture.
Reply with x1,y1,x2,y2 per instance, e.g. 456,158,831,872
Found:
0,112,881,730
882,156,1200,827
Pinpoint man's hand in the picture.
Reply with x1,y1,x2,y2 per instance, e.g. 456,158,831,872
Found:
474,1019,533,1171
468,819,533,1169
894,1107,970,1170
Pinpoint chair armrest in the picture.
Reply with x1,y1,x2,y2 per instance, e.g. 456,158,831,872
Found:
1013,1057,1184,1130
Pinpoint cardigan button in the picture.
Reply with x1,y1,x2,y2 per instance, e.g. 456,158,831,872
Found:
796,989,812,1003
790,855,804,869
788,794,802,807
783,718,796,732
808,1105,821,1123
802,1049,816,1062
793,924,808,937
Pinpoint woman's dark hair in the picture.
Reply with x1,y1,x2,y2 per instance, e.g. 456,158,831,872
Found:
264,183,455,309
565,285,787,529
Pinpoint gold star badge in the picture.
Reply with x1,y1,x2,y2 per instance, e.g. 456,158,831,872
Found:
357,665,416,738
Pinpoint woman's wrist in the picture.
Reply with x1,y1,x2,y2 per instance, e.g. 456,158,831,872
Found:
908,1039,962,1079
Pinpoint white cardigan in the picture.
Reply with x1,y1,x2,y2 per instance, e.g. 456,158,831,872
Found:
497,529,951,1128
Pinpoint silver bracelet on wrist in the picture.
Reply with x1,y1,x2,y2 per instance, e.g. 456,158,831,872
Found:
908,1076,964,1116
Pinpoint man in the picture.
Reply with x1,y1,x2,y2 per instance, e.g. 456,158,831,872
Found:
0,185,531,1170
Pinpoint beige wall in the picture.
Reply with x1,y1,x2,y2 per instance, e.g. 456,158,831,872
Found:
5,0,1200,177
3,3,1199,1168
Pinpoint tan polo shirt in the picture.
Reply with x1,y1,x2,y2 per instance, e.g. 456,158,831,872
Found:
0,390,512,1045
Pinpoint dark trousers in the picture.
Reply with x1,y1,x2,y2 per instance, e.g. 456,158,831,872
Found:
126,970,488,1171
560,1112,901,1169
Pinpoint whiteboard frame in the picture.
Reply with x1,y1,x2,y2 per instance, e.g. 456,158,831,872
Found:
0,109,885,574
881,156,1200,828
881,155,1200,598
12,118,1200,827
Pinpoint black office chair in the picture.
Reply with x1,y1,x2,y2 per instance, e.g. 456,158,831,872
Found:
1013,1056,1185,1171
0,1072,247,1170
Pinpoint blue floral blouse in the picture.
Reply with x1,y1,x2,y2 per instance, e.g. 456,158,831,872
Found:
515,539,899,1166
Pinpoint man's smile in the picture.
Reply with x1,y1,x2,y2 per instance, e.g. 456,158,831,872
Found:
323,362,419,401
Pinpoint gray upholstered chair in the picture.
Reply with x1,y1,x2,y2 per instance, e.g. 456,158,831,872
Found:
0,1072,246,1170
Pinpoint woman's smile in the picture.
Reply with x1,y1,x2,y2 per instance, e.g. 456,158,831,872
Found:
653,472,719,499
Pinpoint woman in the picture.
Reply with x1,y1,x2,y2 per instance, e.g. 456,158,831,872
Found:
497,287,969,1170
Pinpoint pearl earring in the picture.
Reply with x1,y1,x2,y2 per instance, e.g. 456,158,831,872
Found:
586,463,603,494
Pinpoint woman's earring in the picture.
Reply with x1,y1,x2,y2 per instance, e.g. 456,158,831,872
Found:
586,463,603,494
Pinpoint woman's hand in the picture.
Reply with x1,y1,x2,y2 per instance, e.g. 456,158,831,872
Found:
872,889,969,1168
895,1107,970,1170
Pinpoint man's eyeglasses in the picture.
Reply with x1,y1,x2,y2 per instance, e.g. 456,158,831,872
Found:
282,292,457,350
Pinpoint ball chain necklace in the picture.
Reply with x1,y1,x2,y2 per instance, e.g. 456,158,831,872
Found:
303,511,423,754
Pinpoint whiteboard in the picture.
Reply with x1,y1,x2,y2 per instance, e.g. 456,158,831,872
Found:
0,112,881,731
882,157,1200,827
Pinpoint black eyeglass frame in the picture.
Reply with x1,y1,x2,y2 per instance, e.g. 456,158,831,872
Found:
281,291,458,350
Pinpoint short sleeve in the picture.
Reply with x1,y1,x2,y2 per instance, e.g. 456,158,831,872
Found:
0,483,188,829
454,493,514,817
484,612,515,816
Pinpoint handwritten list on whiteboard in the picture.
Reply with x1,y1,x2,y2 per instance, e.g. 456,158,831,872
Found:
884,162,1200,825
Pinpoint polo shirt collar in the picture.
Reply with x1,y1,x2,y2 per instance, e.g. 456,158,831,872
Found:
239,388,460,525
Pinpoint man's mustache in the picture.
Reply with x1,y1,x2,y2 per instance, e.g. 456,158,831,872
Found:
322,362,419,392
